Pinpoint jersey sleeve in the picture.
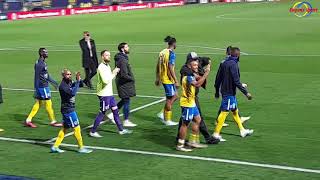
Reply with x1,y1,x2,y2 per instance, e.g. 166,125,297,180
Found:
169,51,176,65
187,75,195,84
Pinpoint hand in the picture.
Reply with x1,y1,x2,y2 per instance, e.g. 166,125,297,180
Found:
242,83,248,88
76,72,81,81
155,79,160,86
113,68,120,75
215,92,219,99
205,63,211,72
246,93,252,100
175,82,180,89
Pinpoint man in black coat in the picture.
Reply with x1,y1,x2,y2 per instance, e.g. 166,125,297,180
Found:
0,83,3,132
114,42,137,127
79,31,98,89
176,52,219,144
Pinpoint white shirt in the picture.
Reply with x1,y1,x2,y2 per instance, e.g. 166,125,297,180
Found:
96,62,116,97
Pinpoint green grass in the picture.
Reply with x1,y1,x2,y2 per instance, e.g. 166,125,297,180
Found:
0,1,320,179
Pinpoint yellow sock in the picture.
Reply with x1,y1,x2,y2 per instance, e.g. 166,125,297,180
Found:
26,100,40,122
53,128,66,148
196,134,200,143
214,111,229,134
164,110,172,121
232,109,244,130
74,126,84,149
189,133,197,143
45,100,56,122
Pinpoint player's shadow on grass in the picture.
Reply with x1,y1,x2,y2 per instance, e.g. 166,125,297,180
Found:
134,113,177,148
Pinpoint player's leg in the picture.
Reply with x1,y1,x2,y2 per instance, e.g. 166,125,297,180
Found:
51,127,67,153
163,84,178,126
176,107,192,152
110,97,132,135
90,97,107,138
122,98,137,127
25,99,41,127
232,108,254,138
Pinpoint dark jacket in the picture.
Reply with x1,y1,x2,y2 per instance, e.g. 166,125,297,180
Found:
180,56,210,95
115,52,136,98
79,38,98,68
214,56,248,97
59,79,82,114
0,83,3,104
34,58,58,89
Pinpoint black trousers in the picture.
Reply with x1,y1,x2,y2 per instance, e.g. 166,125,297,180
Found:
176,96,212,141
84,59,97,87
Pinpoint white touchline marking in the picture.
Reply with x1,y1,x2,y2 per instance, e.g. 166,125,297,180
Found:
45,98,166,143
2,87,164,99
0,136,319,174
1,44,319,57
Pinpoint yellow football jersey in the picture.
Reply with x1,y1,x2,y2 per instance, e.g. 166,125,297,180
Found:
159,48,176,84
180,75,196,107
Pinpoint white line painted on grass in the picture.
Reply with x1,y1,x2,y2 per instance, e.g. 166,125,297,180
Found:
0,136,319,174
1,44,319,57
2,87,164,99
45,98,166,143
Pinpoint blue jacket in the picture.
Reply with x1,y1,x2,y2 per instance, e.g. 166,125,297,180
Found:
59,79,81,114
214,56,248,97
34,58,58,89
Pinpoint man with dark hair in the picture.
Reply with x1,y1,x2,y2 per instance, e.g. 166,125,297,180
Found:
25,48,62,128
79,31,98,89
213,47,254,142
177,52,219,144
51,69,92,153
112,43,137,127
215,46,251,127
176,58,211,152
155,36,179,126
0,83,3,132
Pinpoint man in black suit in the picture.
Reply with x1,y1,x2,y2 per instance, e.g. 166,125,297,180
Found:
0,83,4,132
79,31,98,89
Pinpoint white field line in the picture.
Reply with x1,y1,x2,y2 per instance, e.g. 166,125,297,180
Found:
2,87,164,99
0,136,319,174
45,98,166,143
1,45,319,57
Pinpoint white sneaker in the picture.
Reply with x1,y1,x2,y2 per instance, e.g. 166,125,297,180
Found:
165,120,178,126
213,134,226,142
188,142,208,148
51,146,65,153
119,129,132,135
89,132,103,138
215,122,229,127
176,145,193,152
106,113,115,124
123,120,137,127
157,112,164,120
240,129,254,138
240,116,251,123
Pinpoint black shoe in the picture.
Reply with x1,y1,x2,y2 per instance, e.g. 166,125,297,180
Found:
206,137,220,144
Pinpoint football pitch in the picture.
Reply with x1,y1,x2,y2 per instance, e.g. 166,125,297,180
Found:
0,1,320,179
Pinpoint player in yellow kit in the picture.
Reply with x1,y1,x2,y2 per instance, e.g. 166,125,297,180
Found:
155,36,179,126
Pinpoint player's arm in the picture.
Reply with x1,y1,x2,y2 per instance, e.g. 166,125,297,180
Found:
168,52,179,87
34,63,40,89
100,67,119,85
66,72,82,96
47,74,59,89
116,59,134,82
155,57,161,86
214,63,223,98
191,64,211,88
230,64,252,99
